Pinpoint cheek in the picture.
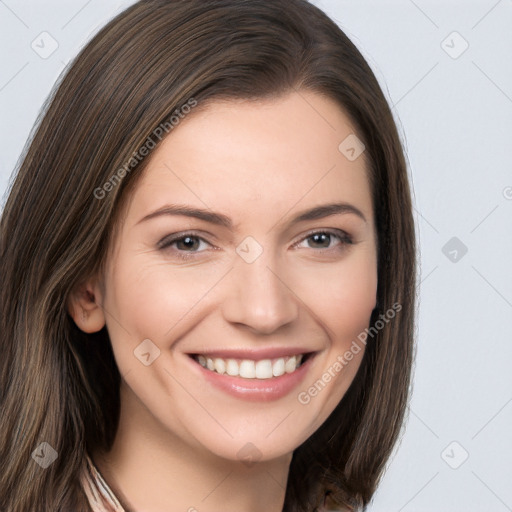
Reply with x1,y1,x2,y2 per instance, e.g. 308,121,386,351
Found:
297,250,378,344
103,254,226,347
331,264,377,341
292,253,376,430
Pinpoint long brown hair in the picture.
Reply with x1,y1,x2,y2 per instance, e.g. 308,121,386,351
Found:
0,1,416,510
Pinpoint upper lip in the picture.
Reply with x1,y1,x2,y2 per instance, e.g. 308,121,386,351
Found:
187,347,316,360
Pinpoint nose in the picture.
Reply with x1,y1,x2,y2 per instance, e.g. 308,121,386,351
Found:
220,249,299,335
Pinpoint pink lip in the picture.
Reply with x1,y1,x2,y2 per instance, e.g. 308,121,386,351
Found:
186,352,317,402
187,347,312,360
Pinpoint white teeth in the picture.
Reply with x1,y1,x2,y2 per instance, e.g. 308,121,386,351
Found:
226,359,239,376
195,353,305,379
255,360,273,379
239,360,256,378
272,358,285,377
214,358,226,375
284,355,297,374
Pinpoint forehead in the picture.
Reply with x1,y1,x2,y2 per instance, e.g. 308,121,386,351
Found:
123,91,372,228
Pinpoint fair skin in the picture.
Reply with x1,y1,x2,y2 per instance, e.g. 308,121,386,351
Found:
69,91,377,512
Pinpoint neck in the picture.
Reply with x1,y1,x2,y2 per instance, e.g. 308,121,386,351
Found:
92,380,291,512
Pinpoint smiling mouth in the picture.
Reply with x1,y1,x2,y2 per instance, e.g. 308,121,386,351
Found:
190,353,312,380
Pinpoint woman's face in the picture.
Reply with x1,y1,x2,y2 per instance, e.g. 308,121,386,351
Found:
92,91,377,463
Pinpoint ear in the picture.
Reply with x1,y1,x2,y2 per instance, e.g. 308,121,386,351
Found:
67,277,106,333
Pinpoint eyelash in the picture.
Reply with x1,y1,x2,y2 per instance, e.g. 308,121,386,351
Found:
157,229,353,260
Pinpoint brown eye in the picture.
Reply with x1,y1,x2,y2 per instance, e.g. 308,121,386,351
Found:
175,236,201,251
158,233,212,256
307,233,333,249
296,230,352,251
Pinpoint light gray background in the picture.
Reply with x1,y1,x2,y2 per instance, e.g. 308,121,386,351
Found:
1,1,511,511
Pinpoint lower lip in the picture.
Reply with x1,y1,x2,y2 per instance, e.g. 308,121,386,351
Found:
187,354,316,402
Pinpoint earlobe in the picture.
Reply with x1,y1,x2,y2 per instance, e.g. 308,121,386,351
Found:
67,280,106,333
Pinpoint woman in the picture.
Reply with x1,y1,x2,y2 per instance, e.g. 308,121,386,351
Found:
0,1,416,511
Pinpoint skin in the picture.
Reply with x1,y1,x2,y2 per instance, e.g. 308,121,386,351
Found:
69,91,377,512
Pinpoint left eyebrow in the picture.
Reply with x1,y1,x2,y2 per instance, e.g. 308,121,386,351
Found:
136,202,367,229
290,203,367,224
